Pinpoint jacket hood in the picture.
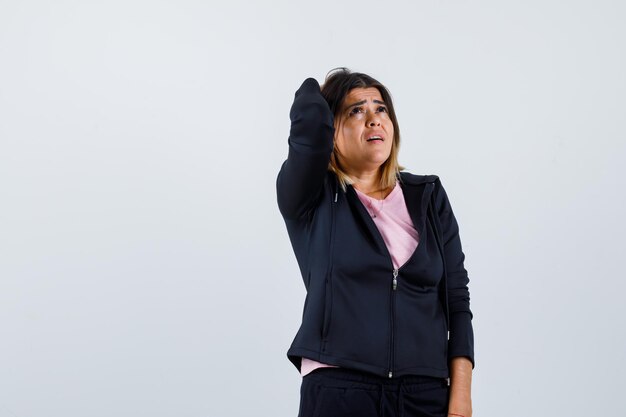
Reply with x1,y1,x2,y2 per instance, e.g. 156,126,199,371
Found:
398,171,439,186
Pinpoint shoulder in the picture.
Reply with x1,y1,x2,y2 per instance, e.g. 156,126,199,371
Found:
399,171,451,210
398,171,440,186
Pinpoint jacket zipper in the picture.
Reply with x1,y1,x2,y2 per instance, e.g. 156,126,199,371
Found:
392,268,398,290
388,268,399,378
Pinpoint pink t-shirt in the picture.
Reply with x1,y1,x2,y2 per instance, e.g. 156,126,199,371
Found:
300,181,419,377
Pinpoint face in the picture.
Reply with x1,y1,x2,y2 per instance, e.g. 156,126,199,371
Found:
334,87,395,174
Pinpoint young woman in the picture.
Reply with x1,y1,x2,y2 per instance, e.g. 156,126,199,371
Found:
276,68,474,417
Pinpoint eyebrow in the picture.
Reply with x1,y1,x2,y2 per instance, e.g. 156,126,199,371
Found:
345,99,387,109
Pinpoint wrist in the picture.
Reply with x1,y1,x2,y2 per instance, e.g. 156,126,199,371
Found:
448,397,472,417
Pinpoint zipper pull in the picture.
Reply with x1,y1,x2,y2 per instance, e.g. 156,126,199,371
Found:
392,269,398,290
388,371,393,378
447,330,450,340
334,192,338,202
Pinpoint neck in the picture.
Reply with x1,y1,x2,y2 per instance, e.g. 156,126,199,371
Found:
346,168,383,194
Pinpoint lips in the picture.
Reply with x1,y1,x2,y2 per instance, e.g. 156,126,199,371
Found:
366,132,385,142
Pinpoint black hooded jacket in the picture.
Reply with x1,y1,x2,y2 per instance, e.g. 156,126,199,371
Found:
276,78,475,379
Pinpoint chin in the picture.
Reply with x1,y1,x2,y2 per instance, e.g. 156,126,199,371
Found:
370,153,392,165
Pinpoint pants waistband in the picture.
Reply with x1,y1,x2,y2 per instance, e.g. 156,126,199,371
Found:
305,367,446,389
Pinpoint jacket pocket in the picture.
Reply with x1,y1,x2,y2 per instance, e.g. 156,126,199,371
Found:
440,303,449,361
321,270,333,344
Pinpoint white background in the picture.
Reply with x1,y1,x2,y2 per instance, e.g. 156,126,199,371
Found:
1,1,625,416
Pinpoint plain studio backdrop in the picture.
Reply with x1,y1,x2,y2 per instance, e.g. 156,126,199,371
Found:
1,1,625,416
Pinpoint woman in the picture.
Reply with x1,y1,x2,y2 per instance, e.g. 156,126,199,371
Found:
276,68,474,417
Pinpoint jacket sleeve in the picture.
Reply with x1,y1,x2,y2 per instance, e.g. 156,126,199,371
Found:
435,179,475,368
276,78,335,220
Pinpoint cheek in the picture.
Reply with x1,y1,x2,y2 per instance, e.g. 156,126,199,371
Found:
385,123,395,142
343,123,362,143
337,126,355,148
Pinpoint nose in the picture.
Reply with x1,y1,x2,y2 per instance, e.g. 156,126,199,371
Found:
367,114,381,127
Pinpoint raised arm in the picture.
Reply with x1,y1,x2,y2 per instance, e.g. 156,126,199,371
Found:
276,78,335,220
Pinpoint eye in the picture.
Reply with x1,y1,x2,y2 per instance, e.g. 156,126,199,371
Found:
377,106,388,113
350,106,364,115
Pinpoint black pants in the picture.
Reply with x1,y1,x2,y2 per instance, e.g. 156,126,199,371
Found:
298,367,450,417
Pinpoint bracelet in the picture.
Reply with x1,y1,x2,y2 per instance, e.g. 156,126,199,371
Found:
448,413,465,417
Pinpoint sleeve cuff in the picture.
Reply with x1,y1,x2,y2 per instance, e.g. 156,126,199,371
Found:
447,311,475,369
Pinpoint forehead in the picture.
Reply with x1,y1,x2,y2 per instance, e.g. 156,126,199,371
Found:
343,87,383,105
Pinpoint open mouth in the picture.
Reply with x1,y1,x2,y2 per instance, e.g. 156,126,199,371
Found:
366,135,384,142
